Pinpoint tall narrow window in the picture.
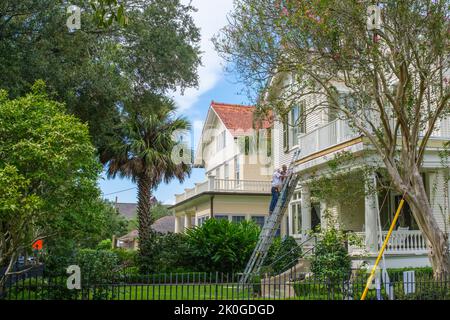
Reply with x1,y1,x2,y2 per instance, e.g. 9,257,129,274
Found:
244,136,250,155
222,131,226,148
266,128,272,157
257,128,272,157
216,130,226,151
290,105,300,147
234,156,240,181
282,114,289,152
299,102,306,134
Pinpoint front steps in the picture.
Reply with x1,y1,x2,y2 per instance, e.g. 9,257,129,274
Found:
260,258,311,298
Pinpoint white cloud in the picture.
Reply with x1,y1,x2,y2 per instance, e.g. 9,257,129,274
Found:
173,0,234,111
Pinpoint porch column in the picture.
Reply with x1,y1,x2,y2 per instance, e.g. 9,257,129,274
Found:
301,185,312,234
184,213,192,230
288,204,294,235
365,174,378,254
320,200,328,230
174,215,183,233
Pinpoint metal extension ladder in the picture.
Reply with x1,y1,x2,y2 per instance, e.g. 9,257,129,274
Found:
240,149,302,284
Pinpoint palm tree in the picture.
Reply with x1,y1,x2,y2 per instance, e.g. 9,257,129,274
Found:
102,94,191,256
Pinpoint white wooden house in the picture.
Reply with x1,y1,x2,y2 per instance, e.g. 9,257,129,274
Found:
170,102,278,233
268,71,450,268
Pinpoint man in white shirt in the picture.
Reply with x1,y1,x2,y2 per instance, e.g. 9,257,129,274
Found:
269,165,287,214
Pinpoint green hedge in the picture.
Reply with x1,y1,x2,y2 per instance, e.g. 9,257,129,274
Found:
386,267,433,281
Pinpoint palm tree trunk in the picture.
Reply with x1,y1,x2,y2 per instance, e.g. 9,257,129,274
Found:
136,175,154,254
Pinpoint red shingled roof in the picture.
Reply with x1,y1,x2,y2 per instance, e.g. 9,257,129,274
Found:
210,101,272,136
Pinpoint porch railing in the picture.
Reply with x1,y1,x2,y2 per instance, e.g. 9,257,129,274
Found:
381,230,428,254
214,179,272,193
298,119,360,159
175,177,271,203
298,117,450,160
349,230,428,255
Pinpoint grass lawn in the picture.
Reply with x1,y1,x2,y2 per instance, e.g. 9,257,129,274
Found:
5,282,256,300
107,283,252,300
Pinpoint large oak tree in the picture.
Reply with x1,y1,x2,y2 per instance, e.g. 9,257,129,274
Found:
0,0,201,153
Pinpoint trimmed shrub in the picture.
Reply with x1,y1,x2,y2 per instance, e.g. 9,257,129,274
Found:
185,219,260,273
96,239,112,250
311,227,351,282
111,248,138,268
138,232,194,273
386,267,433,281
76,249,119,280
75,249,119,299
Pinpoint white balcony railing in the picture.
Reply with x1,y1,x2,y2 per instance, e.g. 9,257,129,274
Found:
214,179,272,193
298,117,450,160
175,177,271,203
349,230,428,255
298,119,360,159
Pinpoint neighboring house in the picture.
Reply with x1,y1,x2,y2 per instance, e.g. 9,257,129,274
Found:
114,197,157,220
114,202,138,220
152,215,176,234
170,101,277,233
270,72,450,268
115,216,176,250
116,230,139,250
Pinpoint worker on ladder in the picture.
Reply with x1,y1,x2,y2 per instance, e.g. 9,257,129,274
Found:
269,164,288,214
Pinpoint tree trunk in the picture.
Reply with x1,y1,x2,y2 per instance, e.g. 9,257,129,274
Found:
136,175,154,255
404,168,450,278
0,252,17,294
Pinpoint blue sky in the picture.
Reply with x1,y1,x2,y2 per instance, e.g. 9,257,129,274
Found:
98,1,251,205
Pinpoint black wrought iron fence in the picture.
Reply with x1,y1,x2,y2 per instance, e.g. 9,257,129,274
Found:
1,268,449,300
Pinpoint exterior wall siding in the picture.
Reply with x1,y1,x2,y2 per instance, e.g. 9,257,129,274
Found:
213,195,270,216
337,196,365,233
429,170,450,233
201,117,240,175
438,117,450,137
272,118,292,169
304,94,326,133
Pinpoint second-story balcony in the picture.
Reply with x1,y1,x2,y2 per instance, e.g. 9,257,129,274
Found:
298,119,360,159
298,118,450,160
175,176,272,204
